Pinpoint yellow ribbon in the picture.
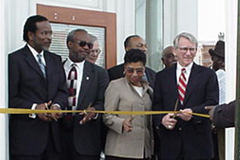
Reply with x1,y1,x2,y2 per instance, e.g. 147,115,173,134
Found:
0,108,210,118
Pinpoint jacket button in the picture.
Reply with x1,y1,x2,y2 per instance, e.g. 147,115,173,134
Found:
179,127,182,131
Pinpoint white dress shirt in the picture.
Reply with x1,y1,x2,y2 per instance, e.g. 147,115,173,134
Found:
27,44,46,66
176,62,193,85
64,58,85,111
216,69,226,104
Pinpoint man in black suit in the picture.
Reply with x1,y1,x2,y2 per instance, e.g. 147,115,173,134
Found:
107,35,156,88
153,32,219,160
61,29,109,160
206,101,235,128
8,15,68,160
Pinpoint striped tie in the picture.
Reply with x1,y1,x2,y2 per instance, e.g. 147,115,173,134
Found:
67,64,77,112
178,68,187,105
37,54,46,78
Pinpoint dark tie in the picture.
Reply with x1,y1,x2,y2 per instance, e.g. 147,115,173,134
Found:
178,68,187,105
67,64,78,112
37,54,46,78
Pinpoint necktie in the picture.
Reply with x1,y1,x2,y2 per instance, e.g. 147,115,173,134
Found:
178,68,187,105
37,54,46,78
67,64,78,112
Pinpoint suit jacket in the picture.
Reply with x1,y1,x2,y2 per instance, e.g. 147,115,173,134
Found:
213,100,235,128
64,60,109,156
108,63,156,88
103,78,154,159
8,45,68,155
152,63,219,160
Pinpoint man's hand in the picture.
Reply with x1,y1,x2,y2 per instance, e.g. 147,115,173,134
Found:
79,107,97,124
162,113,177,130
36,101,52,121
205,106,216,120
176,108,193,121
122,117,134,132
49,104,62,121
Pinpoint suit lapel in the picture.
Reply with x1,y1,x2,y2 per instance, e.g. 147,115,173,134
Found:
168,65,179,101
77,61,94,108
44,51,53,82
184,63,200,103
24,45,46,80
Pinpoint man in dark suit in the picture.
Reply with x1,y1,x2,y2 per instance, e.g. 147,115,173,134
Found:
153,32,219,160
61,29,109,160
8,15,68,160
108,35,156,88
206,100,235,128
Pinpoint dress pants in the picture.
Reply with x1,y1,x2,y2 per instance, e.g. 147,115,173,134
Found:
106,155,150,160
61,117,100,160
10,126,61,160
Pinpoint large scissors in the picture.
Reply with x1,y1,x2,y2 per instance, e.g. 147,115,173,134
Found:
170,98,179,118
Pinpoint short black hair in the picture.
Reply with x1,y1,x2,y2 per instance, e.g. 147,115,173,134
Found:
124,49,146,65
124,35,141,48
66,29,88,49
23,15,48,42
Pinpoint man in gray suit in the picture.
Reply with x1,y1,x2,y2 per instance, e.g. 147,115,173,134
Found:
61,29,109,160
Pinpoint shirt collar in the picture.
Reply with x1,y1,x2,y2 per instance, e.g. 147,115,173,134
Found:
27,44,44,57
65,58,85,69
177,62,193,74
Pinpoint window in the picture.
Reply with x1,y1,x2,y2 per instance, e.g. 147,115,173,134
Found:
135,0,163,71
50,23,105,67
37,4,116,68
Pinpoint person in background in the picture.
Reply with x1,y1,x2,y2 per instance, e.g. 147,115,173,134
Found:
209,40,225,160
9,15,68,160
161,46,177,68
103,49,154,160
153,32,219,160
209,40,225,104
107,35,156,88
86,34,101,64
61,29,109,160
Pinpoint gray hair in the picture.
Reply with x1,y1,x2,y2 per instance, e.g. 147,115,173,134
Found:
89,34,98,43
162,46,174,59
173,32,198,49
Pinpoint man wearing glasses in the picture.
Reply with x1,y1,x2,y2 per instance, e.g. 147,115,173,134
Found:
152,32,219,160
108,35,156,88
62,29,109,160
86,34,101,64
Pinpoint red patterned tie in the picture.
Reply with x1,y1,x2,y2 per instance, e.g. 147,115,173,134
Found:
67,64,77,112
178,68,187,105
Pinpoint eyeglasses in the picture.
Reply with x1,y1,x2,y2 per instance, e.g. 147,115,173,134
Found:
177,47,197,53
126,67,144,75
90,49,101,54
77,41,93,49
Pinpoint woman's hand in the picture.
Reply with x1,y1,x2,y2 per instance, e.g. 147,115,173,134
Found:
122,117,134,132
